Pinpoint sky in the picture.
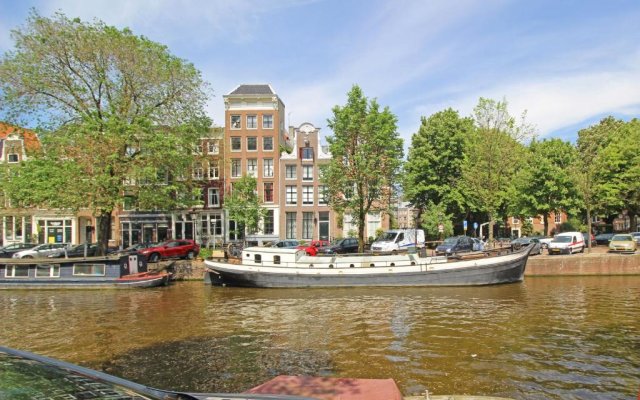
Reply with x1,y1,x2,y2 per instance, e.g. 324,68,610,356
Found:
1,0,639,145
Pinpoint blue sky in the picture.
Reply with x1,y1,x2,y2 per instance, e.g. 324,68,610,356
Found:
1,0,639,145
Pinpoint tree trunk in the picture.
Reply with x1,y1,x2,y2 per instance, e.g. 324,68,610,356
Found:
543,212,549,237
488,216,495,246
586,208,592,253
96,212,112,256
358,215,366,253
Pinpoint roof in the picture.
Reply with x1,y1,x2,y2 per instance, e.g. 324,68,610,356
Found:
227,84,275,96
0,122,40,151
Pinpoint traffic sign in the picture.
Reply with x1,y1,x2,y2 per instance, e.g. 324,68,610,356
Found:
438,223,444,233
473,222,478,229
463,220,468,230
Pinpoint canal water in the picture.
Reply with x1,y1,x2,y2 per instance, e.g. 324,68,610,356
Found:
1,277,638,399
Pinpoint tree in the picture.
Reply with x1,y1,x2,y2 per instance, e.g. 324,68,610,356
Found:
512,138,578,236
223,176,267,245
420,201,454,239
403,108,474,219
0,11,210,254
322,85,404,252
461,98,532,242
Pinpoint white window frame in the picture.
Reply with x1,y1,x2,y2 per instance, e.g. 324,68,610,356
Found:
302,186,313,205
208,187,220,207
72,264,106,276
247,136,258,151
286,186,297,205
7,153,19,163
230,137,241,152
5,265,29,278
263,114,273,129
554,214,562,224
263,159,274,178
263,136,273,151
192,162,204,180
285,165,297,180
36,265,60,278
247,115,257,129
230,115,241,129
208,162,219,180
318,185,328,205
208,141,219,155
302,165,313,181
247,159,258,178
231,159,242,178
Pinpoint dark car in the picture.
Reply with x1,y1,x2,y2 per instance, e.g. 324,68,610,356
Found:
317,238,359,254
47,242,99,258
139,239,200,263
0,243,37,258
435,236,474,256
510,237,542,255
595,233,614,245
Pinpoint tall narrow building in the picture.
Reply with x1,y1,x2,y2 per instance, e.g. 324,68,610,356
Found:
223,84,287,244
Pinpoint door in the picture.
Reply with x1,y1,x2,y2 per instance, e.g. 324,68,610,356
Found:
318,212,329,241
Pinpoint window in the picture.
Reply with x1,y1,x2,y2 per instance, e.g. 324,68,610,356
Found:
231,137,241,151
286,186,297,205
286,212,297,239
263,114,273,129
231,159,241,178
301,147,313,160
263,210,274,235
264,182,274,203
73,264,106,276
5,265,29,278
36,265,60,278
7,153,19,163
554,214,562,224
208,162,219,179
263,159,274,177
319,185,328,205
247,137,257,151
231,115,241,129
208,188,220,207
247,159,257,177
302,186,313,205
247,115,257,129
123,196,137,211
302,212,313,239
512,217,520,224
302,165,313,181
193,162,204,179
208,141,219,154
193,143,203,154
285,165,297,179
263,136,273,151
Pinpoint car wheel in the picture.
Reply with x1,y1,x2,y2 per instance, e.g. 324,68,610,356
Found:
23,255,33,259
149,253,160,263
580,246,584,253
186,251,195,260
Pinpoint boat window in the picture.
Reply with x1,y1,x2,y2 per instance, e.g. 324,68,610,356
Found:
72,264,106,276
5,265,29,278
273,255,281,265
36,265,60,278
349,264,355,268
254,254,262,263
390,263,395,267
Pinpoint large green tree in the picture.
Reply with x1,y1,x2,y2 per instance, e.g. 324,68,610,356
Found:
512,138,578,236
322,85,404,252
403,108,473,220
223,176,267,245
0,11,210,254
461,98,531,242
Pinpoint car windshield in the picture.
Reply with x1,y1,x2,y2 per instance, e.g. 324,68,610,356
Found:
611,235,632,241
379,232,397,241
30,244,48,251
443,237,458,244
552,236,572,243
331,239,345,245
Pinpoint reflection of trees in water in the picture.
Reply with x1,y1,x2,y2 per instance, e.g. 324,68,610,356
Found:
99,335,334,393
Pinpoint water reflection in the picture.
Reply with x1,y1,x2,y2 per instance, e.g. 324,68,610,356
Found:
1,277,639,399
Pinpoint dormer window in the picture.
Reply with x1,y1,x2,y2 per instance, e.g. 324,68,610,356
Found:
301,147,313,160
7,153,19,163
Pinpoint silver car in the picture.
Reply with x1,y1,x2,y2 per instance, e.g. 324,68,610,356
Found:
12,243,70,258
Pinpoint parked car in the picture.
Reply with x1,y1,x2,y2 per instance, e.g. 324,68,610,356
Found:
435,236,474,256
538,236,554,249
47,243,99,258
269,240,300,248
629,232,640,245
113,242,158,256
608,234,637,253
471,237,486,251
595,233,614,245
12,243,70,259
0,243,37,258
510,237,543,255
139,239,200,263
297,240,330,256
547,232,584,255
317,238,359,254
582,233,597,247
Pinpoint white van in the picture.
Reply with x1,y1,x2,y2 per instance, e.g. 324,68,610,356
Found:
371,229,425,253
547,231,584,255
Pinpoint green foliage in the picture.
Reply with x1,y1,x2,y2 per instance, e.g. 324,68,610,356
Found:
420,201,454,239
223,176,267,242
512,138,579,236
322,85,403,251
460,98,531,241
403,109,473,215
0,11,210,253
520,219,534,237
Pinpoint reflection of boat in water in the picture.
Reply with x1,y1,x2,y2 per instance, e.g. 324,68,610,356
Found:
0,346,514,399
204,245,532,288
0,254,170,289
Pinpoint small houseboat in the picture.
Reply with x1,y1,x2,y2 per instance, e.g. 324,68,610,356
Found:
0,254,170,289
204,245,533,288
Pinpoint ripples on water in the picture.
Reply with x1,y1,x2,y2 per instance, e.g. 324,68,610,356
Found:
1,277,639,399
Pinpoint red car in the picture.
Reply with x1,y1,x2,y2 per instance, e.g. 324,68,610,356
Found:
139,239,200,263
297,240,330,256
